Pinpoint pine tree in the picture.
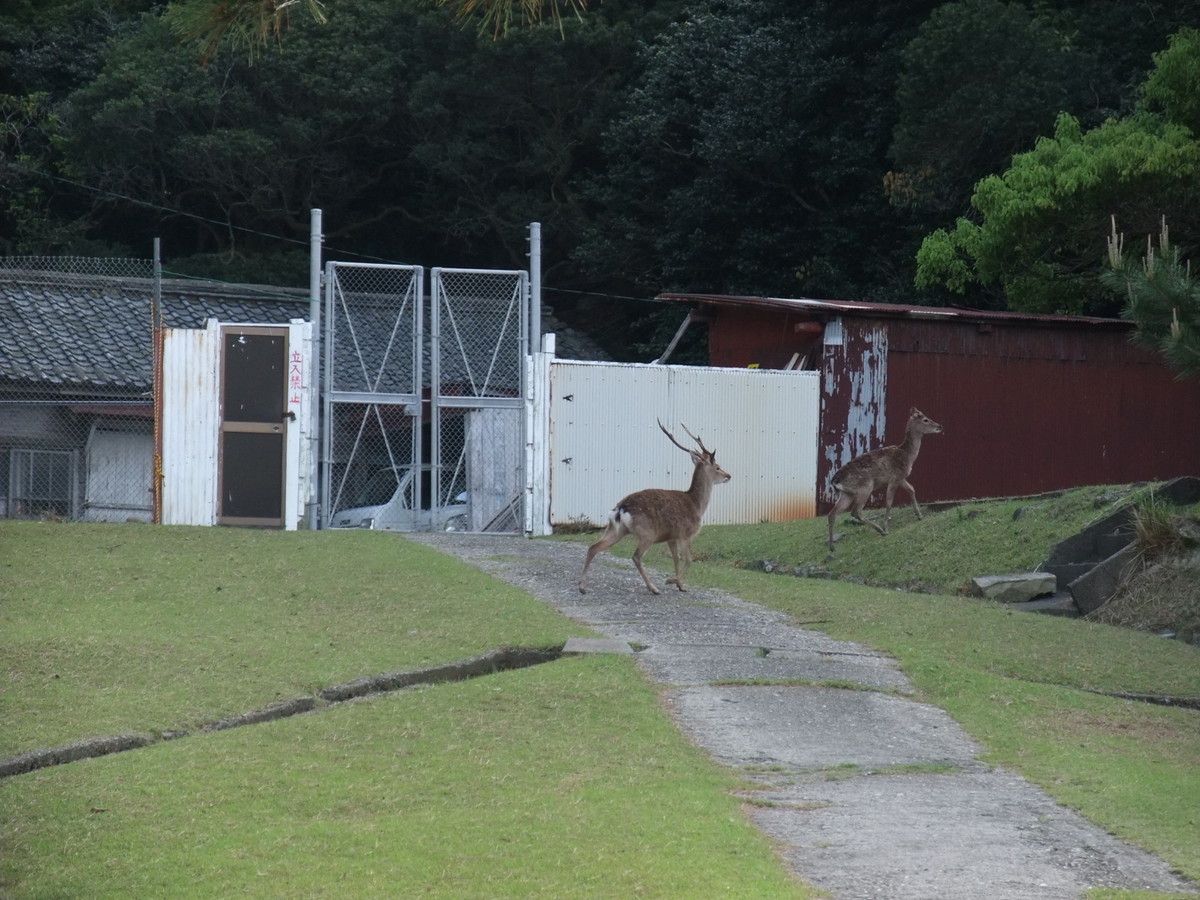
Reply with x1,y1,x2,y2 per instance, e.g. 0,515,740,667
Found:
1103,217,1200,379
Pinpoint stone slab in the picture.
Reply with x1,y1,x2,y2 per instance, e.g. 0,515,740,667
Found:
972,572,1056,603
562,637,633,655
666,684,980,771
750,771,1196,900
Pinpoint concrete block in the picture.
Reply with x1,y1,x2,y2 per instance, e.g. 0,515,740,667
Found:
563,637,634,655
1068,544,1143,615
971,572,1057,603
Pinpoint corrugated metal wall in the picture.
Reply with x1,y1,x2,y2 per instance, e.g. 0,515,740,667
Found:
161,319,314,528
814,316,1200,506
885,319,1200,501
161,322,220,525
548,361,819,528
665,294,1200,509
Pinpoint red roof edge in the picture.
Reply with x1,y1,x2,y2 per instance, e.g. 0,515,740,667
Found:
655,293,1130,329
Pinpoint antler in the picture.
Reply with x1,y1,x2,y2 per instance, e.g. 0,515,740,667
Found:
680,422,711,455
657,418,711,456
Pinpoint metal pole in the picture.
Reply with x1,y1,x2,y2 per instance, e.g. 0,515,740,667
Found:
525,222,543,536
308,208,323,529
152,238,163,524
528,222,542,352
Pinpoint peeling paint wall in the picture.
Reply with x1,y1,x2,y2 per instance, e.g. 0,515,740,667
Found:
820,321,887,501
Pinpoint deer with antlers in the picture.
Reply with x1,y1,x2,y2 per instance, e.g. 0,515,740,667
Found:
578,420,731,595
827,407,944,553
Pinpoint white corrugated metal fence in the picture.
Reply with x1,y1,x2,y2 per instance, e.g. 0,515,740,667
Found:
538,358,818,532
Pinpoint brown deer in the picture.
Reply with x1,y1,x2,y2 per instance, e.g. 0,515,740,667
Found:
578,420,731,595
827,407,944,552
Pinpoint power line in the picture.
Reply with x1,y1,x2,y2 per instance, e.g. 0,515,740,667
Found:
6,160,400,265
6,160,665,306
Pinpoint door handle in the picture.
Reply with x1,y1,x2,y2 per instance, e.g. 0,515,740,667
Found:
282,410,296,422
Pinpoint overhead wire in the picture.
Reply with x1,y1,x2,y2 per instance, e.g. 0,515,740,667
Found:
5,159,665,307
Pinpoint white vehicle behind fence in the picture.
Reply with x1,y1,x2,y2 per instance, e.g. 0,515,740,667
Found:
330,467,469,532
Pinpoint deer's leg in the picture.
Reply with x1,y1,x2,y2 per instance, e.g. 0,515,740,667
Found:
848,490,887,536
828,491,853,551
664,539,690,591
901,479,923,519
631,536,661,595
881,483,899,535
578,524,626,594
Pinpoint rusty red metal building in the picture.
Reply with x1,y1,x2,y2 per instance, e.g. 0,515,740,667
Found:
657,292,1200,509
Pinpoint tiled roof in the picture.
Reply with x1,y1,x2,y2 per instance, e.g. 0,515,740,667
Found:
0,271,307,396
0,270,609,398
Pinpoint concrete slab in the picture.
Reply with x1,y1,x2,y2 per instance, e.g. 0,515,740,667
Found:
562,637,633,655
635,643,911,692
749,772,1195,900
667,685,979,771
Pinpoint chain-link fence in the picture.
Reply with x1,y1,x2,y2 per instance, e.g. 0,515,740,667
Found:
430,268,527,533
323,263,528,533
0,256,308,523
2,255,531,531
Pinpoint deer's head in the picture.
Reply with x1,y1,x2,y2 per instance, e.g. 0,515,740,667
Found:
909,407,944,436
658,419,731,484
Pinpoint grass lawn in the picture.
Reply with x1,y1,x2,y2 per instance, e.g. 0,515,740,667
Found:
0,523,589,757
0,522,812,899
4,484,1199,898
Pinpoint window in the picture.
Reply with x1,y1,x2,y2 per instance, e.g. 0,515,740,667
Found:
8,449,76,520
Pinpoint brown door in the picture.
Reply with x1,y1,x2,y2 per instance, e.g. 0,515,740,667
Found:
218,327,288,527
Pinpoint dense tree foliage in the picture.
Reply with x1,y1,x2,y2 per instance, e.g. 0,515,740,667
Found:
1,0,1198,358
575,0,938,304
888,0,1079,217
915,27,1200,317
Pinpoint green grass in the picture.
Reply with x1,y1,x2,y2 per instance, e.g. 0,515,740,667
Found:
2,656,804,899
0,523,587,756
690,482,1150,593
0,522,812,899
5,487,1200,897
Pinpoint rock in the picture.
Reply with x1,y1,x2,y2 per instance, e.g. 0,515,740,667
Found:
792,565,832,579
971,572,1057,603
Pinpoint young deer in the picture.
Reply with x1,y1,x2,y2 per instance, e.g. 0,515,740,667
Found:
578,420,731,595
827,407,944,552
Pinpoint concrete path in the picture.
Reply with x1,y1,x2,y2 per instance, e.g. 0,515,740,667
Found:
406,532,1196,900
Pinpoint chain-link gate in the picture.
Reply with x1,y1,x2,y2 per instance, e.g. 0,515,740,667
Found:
322,262,529,533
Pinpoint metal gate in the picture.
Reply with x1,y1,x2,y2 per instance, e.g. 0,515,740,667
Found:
322,262,529,533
